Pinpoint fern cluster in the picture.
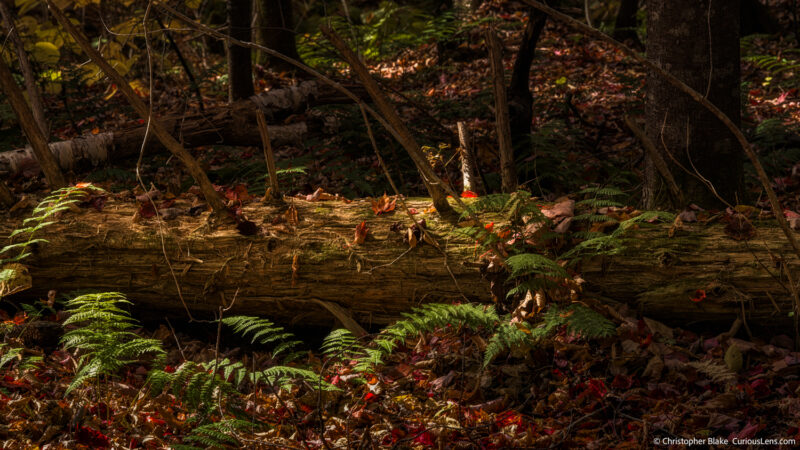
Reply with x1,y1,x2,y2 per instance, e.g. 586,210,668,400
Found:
0,185,103,298
60,292,164,394
321,302,615,374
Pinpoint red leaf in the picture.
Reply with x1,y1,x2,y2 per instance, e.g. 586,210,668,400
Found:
690,289,706,303
461,190,478,198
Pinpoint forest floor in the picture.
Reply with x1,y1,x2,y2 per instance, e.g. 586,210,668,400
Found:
2,1,800,448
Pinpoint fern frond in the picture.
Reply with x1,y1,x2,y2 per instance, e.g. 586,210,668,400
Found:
505,253,568,279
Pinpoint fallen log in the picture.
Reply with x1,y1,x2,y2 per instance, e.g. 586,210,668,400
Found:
581,221,800,329
1,198,488,328
3,196,798,329
0,81,363,178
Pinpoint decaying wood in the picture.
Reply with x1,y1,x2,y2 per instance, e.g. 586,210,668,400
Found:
0,179,14,207
457,122,483,194
581,221,800,328
0,198,488,328
522,0,800,267
3,194,800,329
0,81,357,178
486,27,517,193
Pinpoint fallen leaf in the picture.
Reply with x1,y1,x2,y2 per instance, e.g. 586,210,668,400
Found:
353,221,369,245
371,194,397,215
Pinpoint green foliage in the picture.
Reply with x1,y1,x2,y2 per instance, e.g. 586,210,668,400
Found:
220,315,303,363
321,328,362,362
298,1,469,66
744,49,800,88
0,185,102,267
60,292,165,394
148,315,335,418
179,419,257,448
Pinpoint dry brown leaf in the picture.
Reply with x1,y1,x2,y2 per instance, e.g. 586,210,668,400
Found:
353,221,369,246
371,194,397,215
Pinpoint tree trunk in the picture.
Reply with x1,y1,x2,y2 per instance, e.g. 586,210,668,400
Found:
258,0,301,73
1,198,487,328
0,57,66,189
581,221,800,330
644,0,743,209
508,8,547,166
0,81,366,178
486,28,517,193
0,0,49,138
2,197,797,329
228,0,254,101
612,0,641,47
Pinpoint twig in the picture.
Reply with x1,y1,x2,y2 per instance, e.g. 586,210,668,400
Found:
321,25,455,216
485,25,517,193
164,316,186,362
155,14,205,112
256,108,281,201
157,2,468,216
624,115,683,205
47,0,227,215
521,0,800,262
359,105,470,302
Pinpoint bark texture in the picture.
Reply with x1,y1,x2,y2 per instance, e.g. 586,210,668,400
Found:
258,0,301,72
1,198,487,328
612,0,640,47
644,0,743,209
0,82,365,178
582,222,799,329
3,196,799,329
227,0,254,101
508,8,547,166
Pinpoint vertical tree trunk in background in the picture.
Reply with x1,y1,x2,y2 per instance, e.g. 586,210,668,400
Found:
644,0,742,209
486,28,517,193
228,0,254,102
508,8,547,164
0,58,66,189
0,1,48,138
612,0,641,47
258,0,301,72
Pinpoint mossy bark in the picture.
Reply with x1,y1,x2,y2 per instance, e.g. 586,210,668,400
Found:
1,198,486,328
581,222,799,328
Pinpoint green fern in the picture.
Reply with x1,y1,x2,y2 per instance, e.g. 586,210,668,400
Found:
321,328,363,362
221,316,303,363
505,253,568,279
181,419,256,447
0,185,103,266
61,292,165,394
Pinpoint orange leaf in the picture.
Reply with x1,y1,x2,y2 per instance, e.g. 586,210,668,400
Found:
461,190,478,198
484,222,494,233
353,221,369,245
370,194,396,215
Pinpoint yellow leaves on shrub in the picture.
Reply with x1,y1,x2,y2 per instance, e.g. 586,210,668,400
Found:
31,42,60,65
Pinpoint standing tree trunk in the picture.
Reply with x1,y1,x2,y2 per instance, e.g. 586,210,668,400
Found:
644,0,743,209
0,58,66,189
508,8,547,166
0,1,48,138
228,0,254,102
486,28,517,193
612,0,641,47
257,0,301,73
